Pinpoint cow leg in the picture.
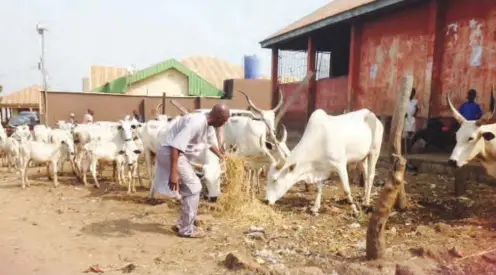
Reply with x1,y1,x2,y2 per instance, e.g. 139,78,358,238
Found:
46,162,53,180
90,159,100,188
310,181,324,215
52,160,59,188
359,159,369,203
335,163,359,216
256,168,261,194
7,153,12,173
20,158,29,189
82,156,89,187
364,151,380,207
146,150,156,199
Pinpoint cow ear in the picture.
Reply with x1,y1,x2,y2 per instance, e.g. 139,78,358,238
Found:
118,150,125,155
265,141,274,150
289,163,296,172
482,132,496,141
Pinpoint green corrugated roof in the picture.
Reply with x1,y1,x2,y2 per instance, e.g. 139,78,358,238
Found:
91,58,224,97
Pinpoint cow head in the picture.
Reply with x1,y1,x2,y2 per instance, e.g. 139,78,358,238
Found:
238,90,283,132
117,119,134,141
118,141,142,166
13,125,32,142
447,92,496,168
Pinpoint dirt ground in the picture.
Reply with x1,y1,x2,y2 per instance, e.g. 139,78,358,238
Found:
1,161,496,275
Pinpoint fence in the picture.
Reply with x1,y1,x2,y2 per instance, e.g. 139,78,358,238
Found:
40,79,272,126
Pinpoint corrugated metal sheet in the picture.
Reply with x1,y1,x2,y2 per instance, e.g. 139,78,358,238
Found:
264,0,376,41
89,65,128,90
0,85,42,108
181,56,244,90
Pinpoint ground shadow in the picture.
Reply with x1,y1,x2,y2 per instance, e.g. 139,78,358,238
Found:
81,218,172,238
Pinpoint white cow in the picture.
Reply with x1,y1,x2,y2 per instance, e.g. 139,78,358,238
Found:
447,93,496,177
0,125,19,172
137,118,179,193
17,134,75,189
33,124,51,142
221,91,290,192
264,109,384,216
80,120,141,189
49,128,77,175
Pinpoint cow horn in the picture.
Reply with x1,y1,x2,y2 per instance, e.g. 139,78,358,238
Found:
275,72,315,127
271,90,284,112
475,86,496,126
190,162,203,170
446,92,466,124
155,103,163,115
170,100,190,115
279,124,287,144
276,159,286,170
238,90,263,114
259,135,276,163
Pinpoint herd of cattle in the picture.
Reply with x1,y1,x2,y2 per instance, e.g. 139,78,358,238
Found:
0,92,494,216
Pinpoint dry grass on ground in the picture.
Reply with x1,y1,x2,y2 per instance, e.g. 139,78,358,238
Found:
0,160,496,274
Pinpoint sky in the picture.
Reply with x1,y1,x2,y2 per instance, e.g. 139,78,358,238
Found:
0,0,329,93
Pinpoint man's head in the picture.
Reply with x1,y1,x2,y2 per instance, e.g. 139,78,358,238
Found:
467,89,477,102
70,112,75,118
207,104,230,127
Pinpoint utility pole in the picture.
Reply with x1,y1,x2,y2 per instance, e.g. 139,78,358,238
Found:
36,23,48,125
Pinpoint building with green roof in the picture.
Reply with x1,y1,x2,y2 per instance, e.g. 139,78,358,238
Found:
91,58,224,97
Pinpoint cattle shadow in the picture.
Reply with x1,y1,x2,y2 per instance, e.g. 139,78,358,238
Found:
80,218,171,238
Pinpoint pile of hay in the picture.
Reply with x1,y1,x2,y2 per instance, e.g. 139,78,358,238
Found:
208,154,282,225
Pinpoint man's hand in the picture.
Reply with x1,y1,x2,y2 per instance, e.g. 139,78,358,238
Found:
169,171,180,192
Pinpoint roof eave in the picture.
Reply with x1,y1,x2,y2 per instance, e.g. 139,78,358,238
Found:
260,0,409,48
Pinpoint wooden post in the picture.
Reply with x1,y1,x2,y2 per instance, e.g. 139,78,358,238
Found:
306,35,317,121
366,76,413,260
454,166,468,196
271,48,279,109
161,92,166,115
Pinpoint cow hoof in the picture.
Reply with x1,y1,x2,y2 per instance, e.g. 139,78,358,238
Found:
208,197,218,203
310,207,319,216
363,205,374,213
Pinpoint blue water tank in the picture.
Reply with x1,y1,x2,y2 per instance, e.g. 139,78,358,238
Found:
244,55,261,79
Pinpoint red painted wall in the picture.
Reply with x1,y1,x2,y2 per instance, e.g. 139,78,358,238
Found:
432,0,496,116
279,82,308,130
354,2,432,116
315,76,349,114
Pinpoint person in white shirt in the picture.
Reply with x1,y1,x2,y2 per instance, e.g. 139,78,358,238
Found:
404,88,419,153
82,109,94,124
154,104,229,238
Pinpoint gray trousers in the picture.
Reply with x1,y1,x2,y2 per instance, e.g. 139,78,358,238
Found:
176,155,202,236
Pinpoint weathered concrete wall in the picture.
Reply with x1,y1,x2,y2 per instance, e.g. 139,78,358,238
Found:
432,0,496,116
354,2,432,116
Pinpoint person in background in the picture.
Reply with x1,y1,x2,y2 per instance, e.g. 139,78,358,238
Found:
404,88,419,155
459,89,483,121
154,104,229,238
83,109,94,124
